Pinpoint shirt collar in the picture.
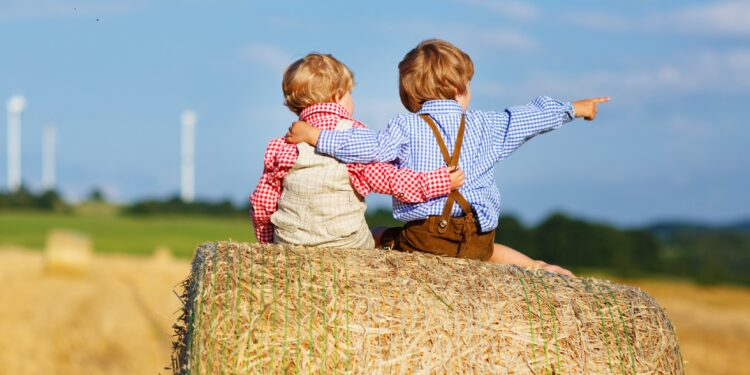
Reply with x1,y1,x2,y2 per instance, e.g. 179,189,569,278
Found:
299,103,352,121
417,100,463,115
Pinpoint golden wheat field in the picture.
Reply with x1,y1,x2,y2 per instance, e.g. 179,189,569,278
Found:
0,246,748,375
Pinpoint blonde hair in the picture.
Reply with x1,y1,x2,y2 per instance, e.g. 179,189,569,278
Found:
398,39,474,112
282,53,354,115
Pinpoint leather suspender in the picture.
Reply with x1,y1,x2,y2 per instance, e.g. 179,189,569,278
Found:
420,114,474,222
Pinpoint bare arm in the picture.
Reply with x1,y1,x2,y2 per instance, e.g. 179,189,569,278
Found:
489,243,575,277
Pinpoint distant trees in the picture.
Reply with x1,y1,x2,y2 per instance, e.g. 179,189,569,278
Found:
0,186,68,212
123,195,245,217
0,188,244,217
3,189,749,286
530,213,661,277
368,209,750,285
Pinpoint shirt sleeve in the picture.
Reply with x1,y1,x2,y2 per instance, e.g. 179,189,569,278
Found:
250,175,277,244
249,139,287,244
356,162,452,203
317,116,408,164
486,96,575,161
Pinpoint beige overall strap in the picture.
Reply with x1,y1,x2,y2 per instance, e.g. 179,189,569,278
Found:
420,114,473,218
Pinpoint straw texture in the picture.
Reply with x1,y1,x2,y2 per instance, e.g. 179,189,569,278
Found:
172,241,684,374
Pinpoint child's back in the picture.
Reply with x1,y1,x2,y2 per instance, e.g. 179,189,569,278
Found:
351,96,573,232
250,53,456,248
272,117,373,248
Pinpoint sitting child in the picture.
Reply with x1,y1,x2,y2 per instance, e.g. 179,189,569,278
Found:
287,39,609,276
250,53,463,249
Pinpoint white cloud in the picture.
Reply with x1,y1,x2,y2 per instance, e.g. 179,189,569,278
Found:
470,28,538,52
240,43,293,73
453,0,539,21
374,21,538,53
564,11,634,32
566,1,750,37
673,1,750,36
481,49,750,106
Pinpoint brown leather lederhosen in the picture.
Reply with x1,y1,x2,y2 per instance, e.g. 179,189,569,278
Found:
381,114,495,260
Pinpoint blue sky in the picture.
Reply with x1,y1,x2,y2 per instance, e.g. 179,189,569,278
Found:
1,0,748,226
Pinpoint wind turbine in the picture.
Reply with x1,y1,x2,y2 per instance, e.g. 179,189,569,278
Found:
181,110,197,203
42,124,56,191
6,95,26,193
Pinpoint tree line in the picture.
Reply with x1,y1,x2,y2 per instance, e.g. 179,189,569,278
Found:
366,209,750,286
4,188,749,285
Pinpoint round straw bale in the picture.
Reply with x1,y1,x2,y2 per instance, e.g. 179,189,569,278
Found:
152,245,174,264
43,229,93,275
171,241,684,374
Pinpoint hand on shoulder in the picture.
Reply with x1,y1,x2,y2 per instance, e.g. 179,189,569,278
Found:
285,121,320,146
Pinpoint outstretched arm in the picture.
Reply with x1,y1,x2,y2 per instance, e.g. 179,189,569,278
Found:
490,96,609,161
286,117,408,164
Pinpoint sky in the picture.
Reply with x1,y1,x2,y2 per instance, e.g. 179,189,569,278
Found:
1,0,748,226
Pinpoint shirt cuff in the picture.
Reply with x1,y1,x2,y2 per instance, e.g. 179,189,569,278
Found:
424,167,452,199
316,129,337,155
563,101,575,122
253,223,274,244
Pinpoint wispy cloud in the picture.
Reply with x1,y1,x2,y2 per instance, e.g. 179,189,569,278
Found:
672,1,750,36
566,1,750,37
0,0,141,20
240,43,293,73
374,21,538,54
482,49,750,106
469,28,538,52
452,0,539,21
564,11,634,33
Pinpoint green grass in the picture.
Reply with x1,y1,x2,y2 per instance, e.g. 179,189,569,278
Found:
0,211,255,257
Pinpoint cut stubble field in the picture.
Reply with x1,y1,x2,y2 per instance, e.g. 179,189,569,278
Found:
0,211,255,257
1,212,749,374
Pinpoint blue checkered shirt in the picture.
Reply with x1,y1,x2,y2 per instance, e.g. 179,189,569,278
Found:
317,96,575,232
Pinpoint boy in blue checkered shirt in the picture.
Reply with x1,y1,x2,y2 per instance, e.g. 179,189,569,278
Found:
287,39,608,276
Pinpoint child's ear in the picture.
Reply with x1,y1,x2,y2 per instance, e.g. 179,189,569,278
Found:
456,83,469,96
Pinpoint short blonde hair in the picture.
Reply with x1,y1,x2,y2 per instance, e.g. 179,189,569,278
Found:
398,39,474,112
282,53,354,115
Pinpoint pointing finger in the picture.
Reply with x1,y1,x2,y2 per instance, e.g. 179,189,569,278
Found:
592,97,610,103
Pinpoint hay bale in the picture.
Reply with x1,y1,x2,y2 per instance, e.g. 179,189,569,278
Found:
152,245,174,264
43,230,93,275
172,242,684,374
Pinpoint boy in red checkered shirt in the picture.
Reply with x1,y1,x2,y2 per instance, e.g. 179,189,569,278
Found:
250,53,463,248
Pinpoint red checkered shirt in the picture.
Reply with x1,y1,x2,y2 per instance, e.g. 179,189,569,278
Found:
250,103,451,243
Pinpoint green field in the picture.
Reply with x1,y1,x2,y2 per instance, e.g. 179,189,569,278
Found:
0,211,255,257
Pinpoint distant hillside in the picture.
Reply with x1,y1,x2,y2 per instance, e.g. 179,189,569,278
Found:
728,220,750,232
648,219,750,240
645,219,750,285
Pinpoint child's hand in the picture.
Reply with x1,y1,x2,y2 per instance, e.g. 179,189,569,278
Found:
572,97,610,121
448,166,464,190
285,121,320,146
536,260,575,278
